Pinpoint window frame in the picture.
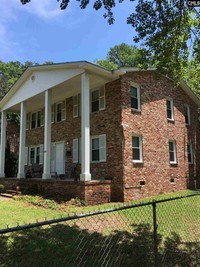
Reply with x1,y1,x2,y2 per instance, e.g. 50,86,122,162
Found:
130,82,141,111
90,134,106,163
28,145,43,165
132,134,143,163
166,99,174,121
91,87,105,113
169,140,177,164
187,143,193,164
55,101,66,122
73,95,79,118
184,104,191,125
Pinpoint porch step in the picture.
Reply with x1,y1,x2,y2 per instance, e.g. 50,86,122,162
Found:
0,193,13,198
6,190,22,196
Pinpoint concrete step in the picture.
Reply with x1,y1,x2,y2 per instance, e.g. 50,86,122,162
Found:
6,190,22,195
0,193,13,198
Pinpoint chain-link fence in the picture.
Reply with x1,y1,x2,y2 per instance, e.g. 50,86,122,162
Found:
0,194,200,267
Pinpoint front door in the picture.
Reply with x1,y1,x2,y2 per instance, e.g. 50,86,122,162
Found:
54,142,65,175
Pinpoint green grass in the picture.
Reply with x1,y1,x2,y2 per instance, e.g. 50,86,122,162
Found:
0,190,200,267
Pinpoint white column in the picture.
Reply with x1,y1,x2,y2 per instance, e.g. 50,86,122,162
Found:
42,90,52,179
0,111,7,177
17,102,27,178
80,73,91,181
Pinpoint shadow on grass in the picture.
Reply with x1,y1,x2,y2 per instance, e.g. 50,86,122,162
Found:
0,223,199,267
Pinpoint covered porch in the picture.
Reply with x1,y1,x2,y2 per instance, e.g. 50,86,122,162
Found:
0,62,118,183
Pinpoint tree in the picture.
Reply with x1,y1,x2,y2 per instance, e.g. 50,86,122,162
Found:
95,43,149,70
20,0,199,81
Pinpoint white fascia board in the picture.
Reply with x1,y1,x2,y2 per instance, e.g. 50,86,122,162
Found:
180,81,200,107
1,68,84,111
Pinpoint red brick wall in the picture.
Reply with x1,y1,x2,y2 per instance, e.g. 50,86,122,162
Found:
26,79,124,202
121,71,198,201
7,120,20,155
0,178,111,205
24,71,199,203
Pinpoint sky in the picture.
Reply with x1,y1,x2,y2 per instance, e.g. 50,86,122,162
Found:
0,0,137,64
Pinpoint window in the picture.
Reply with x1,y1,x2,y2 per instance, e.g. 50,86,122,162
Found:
73,95,79,118
169,140,177,164
29,145,44,165
91,87,105,113
30,111,43,129
26,114,29,130
31,113,36,129
187,143,193,164
132,135,143,162
130,84,140,110
184,105,190,125
166,99,174,120
91,135,106,162
56,101,66,122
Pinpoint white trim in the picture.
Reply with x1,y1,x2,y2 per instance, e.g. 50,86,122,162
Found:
73,139,79,163
132,134,143,163
73,95,79,118
169,140,177,164
130,82,141,111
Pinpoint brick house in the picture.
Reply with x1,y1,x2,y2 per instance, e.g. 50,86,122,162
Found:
0,61,199,204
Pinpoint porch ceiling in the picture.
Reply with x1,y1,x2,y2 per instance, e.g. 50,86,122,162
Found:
5,72,112,113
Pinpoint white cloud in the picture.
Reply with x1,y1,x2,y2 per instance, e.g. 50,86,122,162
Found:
0,0,65,61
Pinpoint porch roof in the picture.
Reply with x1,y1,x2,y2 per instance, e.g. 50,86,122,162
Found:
0,61,120,113
0,61,199,112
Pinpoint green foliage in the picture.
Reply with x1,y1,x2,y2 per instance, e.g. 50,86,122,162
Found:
95,43,149,70
5,140,18,177
15,195,58,210
19,0,199,82
0,184,5,193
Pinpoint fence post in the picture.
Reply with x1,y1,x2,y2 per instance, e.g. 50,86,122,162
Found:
152,200,158,267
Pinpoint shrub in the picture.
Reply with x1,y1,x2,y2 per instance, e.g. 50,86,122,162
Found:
0,184,5,193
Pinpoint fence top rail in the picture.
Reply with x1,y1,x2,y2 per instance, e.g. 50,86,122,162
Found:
0,193,200,234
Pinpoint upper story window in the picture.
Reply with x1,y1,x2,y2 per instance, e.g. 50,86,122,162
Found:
169,140,177,164
29,109,44,130
187,143,193,164
184,105,190,125
166,99,174,120
91,87,105,113
132,135,143,163
130,83,141,110
56,101,66,122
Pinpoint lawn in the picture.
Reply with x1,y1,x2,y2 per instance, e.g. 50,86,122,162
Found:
0,190,199,267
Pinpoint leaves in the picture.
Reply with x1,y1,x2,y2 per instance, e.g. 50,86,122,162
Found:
95,43,150,69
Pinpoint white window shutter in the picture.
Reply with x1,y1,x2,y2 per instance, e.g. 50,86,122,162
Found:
62,100,66,120
99,134,106,162
99,87,105,110
26,114,29,130
50,143,55,172
25,147,28,165
73,95,78,118
39,144,44,164
41,109,44,126
79,137,81,163
51,104,54,123
73,139,79,163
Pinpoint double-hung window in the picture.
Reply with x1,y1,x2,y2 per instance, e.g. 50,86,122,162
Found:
187,143,193,164
91,87,105,113
130,83,140,110
169,140,177,164
28,145,44,165
166,99,174,120
184,105,190,125
56,101,66,122
31,113,37,129
132,135,143,163
91,135,106,162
